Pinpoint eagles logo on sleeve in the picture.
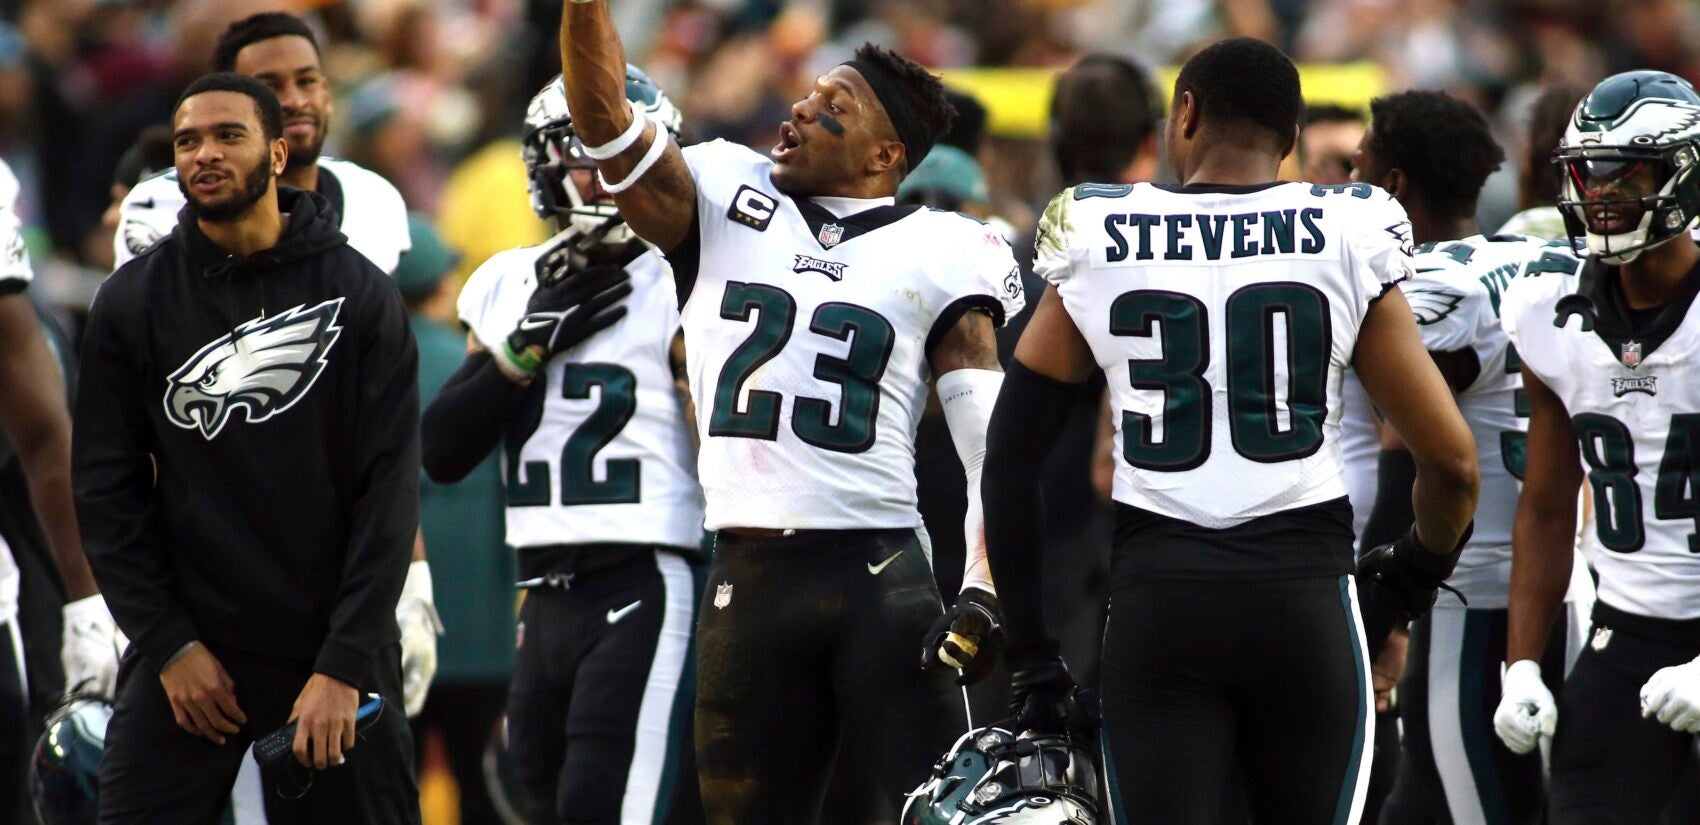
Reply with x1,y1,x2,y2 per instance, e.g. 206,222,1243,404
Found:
163,298,345,440
1403,285,1466,325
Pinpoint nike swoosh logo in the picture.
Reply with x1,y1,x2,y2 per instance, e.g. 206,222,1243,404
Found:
867,551,903,575
135,198,156,209
606,600,642,624
518,316,556,331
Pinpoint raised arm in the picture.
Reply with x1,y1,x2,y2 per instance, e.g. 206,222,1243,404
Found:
559,2,696,252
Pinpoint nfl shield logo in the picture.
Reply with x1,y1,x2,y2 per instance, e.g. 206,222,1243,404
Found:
1622,341,1643,368
714,582,733,609
1592,626,1613,651
818,222,844,248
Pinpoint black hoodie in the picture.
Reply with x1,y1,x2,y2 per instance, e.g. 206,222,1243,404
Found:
73,187,419,689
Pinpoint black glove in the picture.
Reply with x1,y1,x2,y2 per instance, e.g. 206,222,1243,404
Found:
1006,643,1098,737
921,587,1002,686
499,262,632,378
1356,523,1471,657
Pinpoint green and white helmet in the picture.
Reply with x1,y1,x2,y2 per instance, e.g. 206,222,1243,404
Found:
521,66,682,246
901,726,1101,825
1557,70,1700,264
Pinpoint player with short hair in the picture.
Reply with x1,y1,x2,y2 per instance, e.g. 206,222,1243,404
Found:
555,4,1024,821
1493,70,1700,823
421,70,704,825
983,38,1479,823
1350,89,1594,825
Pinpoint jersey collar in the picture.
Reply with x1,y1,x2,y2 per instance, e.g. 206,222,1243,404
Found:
1586,255,1700,362
792,195,920,252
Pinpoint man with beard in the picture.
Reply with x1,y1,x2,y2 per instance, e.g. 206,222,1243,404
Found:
115,12,411,274
96,11,439,749
74,73,420,824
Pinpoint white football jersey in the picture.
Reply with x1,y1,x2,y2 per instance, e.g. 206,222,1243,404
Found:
459,238,703,550
114,157,411,274
0,158,29,293
1035,181,1413,529
1503,242,1700,619
1396,235,1590,606
675,140,1024,531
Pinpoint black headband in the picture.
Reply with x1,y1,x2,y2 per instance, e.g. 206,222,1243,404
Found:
845,58,933,173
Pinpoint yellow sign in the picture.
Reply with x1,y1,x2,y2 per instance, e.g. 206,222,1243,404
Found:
938,63,1386,140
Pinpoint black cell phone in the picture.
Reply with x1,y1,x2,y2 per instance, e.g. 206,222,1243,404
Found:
254,693,385,766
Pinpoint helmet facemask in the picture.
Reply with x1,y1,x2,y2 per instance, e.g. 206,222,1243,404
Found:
521,68,683,280
522,120,637,263
1557,143,1700,264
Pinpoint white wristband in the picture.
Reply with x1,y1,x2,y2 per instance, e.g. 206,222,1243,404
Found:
582,100,648,160
598,124,670,194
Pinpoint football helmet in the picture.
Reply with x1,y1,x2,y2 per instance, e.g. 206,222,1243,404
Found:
902,726,1102,825
522,66,682,272
1556,70,1700,264
30,694,113,825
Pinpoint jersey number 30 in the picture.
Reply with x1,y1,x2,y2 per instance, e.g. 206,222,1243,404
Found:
709,282,895,453
1111,283,1330,470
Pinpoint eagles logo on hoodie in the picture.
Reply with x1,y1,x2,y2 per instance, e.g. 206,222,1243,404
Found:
163,297,345,439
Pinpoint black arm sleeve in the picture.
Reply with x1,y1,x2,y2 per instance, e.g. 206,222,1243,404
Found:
1360,447,1418,554
314,282,419,686
72,286,200,669
982,358,1087,652
420,351,532,483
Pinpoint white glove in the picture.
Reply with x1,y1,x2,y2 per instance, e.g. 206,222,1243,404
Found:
396,560,444,718
61,595,128,698
1494,659,1558,755
1640,655,1700,733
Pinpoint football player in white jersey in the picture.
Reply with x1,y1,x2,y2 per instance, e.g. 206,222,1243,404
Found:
1493,70,1700,822
983,39,1479,823
0,157,99,801
1347,90,1594,825
421,70,705,825
556,4,1023,821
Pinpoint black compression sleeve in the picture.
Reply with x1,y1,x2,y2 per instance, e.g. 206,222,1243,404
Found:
1360,448,1418,554
421,352,533,483
982,358,1087,653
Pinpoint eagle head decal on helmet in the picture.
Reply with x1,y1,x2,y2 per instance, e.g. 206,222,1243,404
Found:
163,298,344,440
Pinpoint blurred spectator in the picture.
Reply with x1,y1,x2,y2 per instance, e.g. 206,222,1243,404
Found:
1499,83,1586,238
1048,53,1162,186
1300,103,1366,185
398,213,514,825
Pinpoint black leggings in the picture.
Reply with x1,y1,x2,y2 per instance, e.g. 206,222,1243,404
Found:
1099,575,1372,824
694,528,967,825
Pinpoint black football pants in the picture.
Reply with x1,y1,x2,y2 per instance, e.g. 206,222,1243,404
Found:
98,641,417,825
1100,575,1373,824
1548,602,1700,824
506,545,702,825
694,528,967,825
